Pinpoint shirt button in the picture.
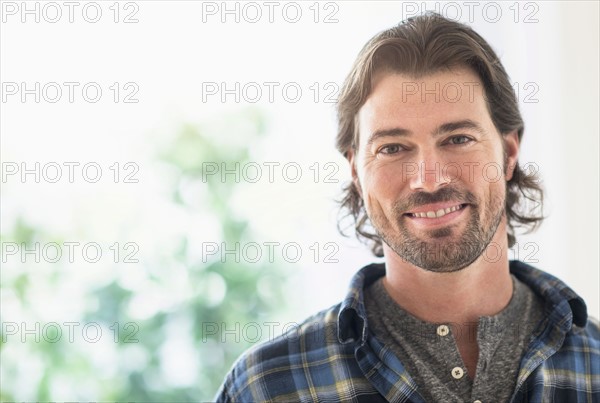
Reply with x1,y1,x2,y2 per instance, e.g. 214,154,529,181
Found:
451,367,464,379
437,325,450,336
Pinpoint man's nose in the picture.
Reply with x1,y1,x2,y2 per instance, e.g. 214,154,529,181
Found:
407,150,452,192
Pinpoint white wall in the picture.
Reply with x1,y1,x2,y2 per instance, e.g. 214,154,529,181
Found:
2,1,598,329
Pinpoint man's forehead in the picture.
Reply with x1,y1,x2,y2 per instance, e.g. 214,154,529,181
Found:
368,67,485,105
358,67,490,134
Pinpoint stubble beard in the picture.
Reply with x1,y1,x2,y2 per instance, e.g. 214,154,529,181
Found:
372,186,505,273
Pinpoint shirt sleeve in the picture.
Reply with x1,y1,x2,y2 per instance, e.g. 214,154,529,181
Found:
213,380,233,403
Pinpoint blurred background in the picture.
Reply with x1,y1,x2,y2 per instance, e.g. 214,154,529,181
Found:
1,1,598,400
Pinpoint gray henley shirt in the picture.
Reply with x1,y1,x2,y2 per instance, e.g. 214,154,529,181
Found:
364,275,546,403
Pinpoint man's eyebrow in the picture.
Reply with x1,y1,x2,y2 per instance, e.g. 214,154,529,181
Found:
366,119,485,147
366,128,411,148
434,119,485,136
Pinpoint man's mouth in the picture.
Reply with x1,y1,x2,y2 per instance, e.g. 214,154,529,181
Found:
405,203,468,219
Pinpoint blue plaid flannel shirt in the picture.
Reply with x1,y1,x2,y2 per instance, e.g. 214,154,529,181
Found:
215,261,600,402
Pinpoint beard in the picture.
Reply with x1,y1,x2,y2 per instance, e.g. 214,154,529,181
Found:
371,186,505,273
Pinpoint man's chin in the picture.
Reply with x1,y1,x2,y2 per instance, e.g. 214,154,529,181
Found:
426,226,454,239
383,235,484,273
414,254,479,273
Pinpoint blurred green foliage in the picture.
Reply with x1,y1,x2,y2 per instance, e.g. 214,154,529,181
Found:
1,107,289,400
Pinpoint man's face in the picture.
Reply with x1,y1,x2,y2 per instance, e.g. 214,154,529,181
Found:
350,68,519,272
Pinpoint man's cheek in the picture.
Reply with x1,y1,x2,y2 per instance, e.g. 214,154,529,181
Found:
364,192,383,219
365,191,395,223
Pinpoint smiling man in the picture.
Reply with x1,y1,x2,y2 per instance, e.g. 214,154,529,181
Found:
215,13,599,402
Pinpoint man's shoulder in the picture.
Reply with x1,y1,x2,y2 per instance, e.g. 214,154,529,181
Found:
511,260,598,334
240,302,346,362
511,261,600,394
528,316,600,397
215,302,359,402
562,315,600,348
214,263,385,401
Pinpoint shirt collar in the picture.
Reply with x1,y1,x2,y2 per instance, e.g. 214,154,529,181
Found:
509,260,588,328
337,260,588,344
338,263,385,344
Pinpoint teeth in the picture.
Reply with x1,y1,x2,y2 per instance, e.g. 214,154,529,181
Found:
412,204,463,218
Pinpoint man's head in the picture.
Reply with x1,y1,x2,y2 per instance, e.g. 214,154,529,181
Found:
336,13,543,262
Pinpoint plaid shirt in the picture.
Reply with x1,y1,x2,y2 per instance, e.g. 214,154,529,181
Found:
214,261,600,402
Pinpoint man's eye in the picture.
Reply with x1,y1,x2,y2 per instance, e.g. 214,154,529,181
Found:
379,144,403,155
448,136,472,145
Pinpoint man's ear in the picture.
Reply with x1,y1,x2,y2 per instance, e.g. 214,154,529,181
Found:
503,130,520,181
346,149,363,198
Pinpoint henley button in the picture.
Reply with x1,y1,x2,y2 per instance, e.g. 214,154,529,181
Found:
451,367,464,379
437,325,450,336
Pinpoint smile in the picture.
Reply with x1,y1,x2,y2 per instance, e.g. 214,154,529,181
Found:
406,203,467,219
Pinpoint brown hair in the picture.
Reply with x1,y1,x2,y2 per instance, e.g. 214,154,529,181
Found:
336,12,544,257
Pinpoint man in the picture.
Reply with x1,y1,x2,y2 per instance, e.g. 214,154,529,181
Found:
215,13,599,402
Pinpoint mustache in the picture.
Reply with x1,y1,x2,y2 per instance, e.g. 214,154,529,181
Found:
394,187,477,213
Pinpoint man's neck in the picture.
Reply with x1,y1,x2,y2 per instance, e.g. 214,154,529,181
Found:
381,233,514,325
